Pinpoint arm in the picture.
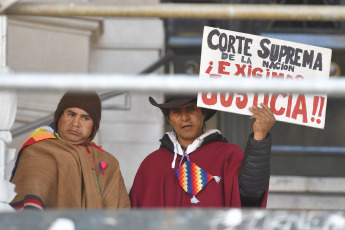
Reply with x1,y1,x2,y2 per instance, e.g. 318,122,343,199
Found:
10,147,57,211
239,103,276,206
239,133,272,206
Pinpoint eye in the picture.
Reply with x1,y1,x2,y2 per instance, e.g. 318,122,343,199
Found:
187,106,196,112
171,109,180,114
83,116,90,121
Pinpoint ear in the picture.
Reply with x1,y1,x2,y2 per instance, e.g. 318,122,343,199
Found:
201,109,206,120
201,110,207,131
165,115,171,125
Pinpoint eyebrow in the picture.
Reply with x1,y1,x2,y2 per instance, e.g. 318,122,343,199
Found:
67,109,91,118
182,104,197,109
67,109,76,115
187,105,197,108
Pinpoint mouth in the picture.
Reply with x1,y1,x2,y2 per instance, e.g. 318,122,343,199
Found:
67,130,80,135
181,124,193,129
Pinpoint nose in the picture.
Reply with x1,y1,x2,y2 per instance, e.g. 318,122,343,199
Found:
180,110,190,121
71,116,80,127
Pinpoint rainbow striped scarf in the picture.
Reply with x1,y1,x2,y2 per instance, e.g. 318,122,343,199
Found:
21,125,57,149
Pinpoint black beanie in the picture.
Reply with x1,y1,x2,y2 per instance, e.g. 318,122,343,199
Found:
54,91,101,141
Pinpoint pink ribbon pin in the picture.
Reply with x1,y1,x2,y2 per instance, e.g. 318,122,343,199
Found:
99,161,107,175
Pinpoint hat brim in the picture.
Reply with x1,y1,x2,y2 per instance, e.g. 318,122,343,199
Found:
204,109,217,121
149,96,196,109
149,96,216,121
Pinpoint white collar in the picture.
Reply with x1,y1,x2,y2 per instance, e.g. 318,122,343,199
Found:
167,129,221,168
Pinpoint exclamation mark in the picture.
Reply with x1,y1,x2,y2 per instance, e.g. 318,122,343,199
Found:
311,96,325,124
317,97,325,124
311,96,319,123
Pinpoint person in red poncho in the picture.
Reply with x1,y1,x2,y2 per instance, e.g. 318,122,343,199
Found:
130,95,275,208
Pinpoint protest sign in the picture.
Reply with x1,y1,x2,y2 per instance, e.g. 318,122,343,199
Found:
197,26,332,129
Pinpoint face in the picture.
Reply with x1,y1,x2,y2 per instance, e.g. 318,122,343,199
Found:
167,102,205,147
57,107,94,145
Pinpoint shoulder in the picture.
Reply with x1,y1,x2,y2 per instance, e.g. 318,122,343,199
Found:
22,138,67,154
205,141,243,152
201,141,244,161
144,148,172,162
137,148,172,170
20,139,88,166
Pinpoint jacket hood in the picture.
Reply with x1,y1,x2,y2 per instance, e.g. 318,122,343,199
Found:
159,129,228,168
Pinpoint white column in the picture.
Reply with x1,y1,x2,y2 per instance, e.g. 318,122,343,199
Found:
0,15,18,212
0,16,8,69
0,16,17,180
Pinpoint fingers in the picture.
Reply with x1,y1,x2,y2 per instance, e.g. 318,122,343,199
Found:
250,103,275,119
249,103,276,141
259,103,275,121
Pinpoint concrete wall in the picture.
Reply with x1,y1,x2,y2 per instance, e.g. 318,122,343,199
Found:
2,209,345,230
268,175,345,210
89,18,165,190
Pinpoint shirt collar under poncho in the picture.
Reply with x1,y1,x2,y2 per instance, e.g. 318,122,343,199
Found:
166,129,221,168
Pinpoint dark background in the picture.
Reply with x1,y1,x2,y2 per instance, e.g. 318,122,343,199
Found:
162,0,345,177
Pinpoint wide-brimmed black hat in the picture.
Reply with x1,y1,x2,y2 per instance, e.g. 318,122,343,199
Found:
149,95,216,121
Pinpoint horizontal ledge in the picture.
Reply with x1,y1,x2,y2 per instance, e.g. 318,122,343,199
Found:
272,145,345,155
269,175,345,193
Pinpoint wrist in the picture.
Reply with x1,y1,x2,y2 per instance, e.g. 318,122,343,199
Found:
253,132,267,141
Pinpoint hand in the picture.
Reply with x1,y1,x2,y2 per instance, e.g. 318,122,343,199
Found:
249,103,276,141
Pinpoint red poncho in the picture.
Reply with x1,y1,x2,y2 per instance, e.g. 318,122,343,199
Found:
130,134,268,207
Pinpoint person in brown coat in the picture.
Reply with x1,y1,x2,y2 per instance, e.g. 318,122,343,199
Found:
10,91,130,210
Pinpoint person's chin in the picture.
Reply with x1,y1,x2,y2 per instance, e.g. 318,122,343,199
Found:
65,134,81,143
180,131,197,139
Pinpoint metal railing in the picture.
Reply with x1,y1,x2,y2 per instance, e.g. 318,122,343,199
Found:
2,3,345,21
0,74,344,95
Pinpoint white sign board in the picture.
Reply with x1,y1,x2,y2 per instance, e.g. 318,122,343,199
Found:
197,26,332,129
